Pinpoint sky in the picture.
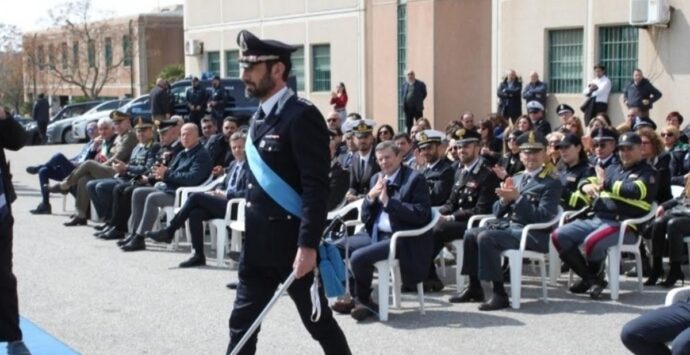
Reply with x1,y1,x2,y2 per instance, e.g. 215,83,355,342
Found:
0,0,182,32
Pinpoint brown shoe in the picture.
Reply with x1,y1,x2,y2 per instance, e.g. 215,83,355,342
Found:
331,299,356,315
351,300,379,321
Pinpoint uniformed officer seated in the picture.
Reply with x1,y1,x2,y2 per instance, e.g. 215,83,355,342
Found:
423,128,500,295
344,119,380,203
527,101,552,137
331,140,432,321
589,127,619,168
416,129,454,207
556,133,594,211
552,132,658,300
455,131,562,311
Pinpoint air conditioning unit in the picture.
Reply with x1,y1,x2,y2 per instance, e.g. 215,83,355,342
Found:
185,39,203,56
630,0,671,26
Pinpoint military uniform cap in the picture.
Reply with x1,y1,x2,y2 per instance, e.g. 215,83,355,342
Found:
556,132,582,148
351,119,376,138
452,128,481,146
236,30,297,68
527,101,545,113
556,104,574,115
516,130,547,151
109,110,131,121
134,117,154,129
415,130,445,148
591,127,618,142
618,132,642,147
155,118,177,133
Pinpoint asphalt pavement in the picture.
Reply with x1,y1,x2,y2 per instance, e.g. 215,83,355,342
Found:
7,143,665,354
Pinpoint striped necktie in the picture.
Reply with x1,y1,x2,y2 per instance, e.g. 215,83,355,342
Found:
0,167,8,222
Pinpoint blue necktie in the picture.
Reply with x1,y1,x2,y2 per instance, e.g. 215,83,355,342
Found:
227,164,241,194
0,167,8,222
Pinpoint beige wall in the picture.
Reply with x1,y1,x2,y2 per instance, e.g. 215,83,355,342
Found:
495,0,690,128
368,0,398,127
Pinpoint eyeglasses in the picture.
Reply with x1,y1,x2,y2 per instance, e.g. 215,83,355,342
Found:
327,118,338,122
508,137,517,142
555,145,571,150
661,133,674,137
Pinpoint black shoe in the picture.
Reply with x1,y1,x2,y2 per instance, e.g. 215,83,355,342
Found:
332,299,355,314
351,300,379,321
94,225,114,237
423,278,445,293
569,279,592,294
226,282,238,290
7,340,31,355
26,166,40,175
644,271,662,286
145,229,173,244
117,233,137,247
63,216,87,226
449,287,485,303
94,223,110,231
179,254,206,268
46,183,68,195
121,235,146,252
30,202,52,215
101,228,125,240
660,270,686,288
228,251,241,262
589,280,608,300
478,294,510,311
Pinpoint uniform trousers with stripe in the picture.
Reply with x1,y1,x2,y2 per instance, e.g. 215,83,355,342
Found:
552,217,636,262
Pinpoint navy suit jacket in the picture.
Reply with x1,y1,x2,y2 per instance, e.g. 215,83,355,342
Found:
361,165,432,285
401,80,427,112
222,160,248,200
163,142,212,192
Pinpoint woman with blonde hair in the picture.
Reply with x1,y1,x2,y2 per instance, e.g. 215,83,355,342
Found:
564,116,585,137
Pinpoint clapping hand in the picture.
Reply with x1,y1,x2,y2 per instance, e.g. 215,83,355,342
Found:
595,165,606,187
367,174,385,202
492,165,508,180
112,159,127,174
495,177,519,203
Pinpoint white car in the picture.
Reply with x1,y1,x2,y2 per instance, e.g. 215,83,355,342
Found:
71,99,131,141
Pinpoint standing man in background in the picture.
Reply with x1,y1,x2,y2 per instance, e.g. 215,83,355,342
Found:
32,93,49,144
186,77,208,130
150,78,170,122
208,76,227,129
401,70,427,134
582,64,612,124
0,107,31,355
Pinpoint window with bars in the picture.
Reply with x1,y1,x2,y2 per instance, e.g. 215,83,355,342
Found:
598,26,638,92
312,44,330,92
548,29,583,93
104,37,113,67
122,35,132,67
292,46,305,92
61,42,68,69
225,50,239,78
87,40,96,68
37,45,45,69
207,51,220,76
73,42,79,67
397,0,407,131
48,44,55,67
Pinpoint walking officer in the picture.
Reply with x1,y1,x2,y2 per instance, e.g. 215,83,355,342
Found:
226,30,351,354
186,77,208,130
0,108,31,355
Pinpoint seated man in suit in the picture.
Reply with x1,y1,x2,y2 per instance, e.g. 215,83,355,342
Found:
456,131,562,311
552,132,657,299
206,116,239,177
331,140,432,321
88,118,160,235
344,119,380,202
121,123,212,252
416,129,454,206
423,128,500,295
28,120,101,214
145,132,248,267
48,111,138,226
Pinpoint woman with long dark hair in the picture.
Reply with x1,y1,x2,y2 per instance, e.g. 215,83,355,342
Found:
492,129,524,181
330,82,348,122
375,124,395,144
478,118,502,165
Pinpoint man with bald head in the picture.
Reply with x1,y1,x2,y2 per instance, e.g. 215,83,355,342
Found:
150,77,171,122
402,69,427,133
522,71,547,107
326,111,342,130
122,123,212,251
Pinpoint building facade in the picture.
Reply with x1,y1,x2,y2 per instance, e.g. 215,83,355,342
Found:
184,0,492,133
492,0,690,127
23,9,184,107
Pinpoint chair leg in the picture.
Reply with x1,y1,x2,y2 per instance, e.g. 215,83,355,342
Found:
393,263,402,308
508,254,522,310
539,258,548,302
634,251,643,292
453,240,465,292
549,243,560,286
416,282,425,315
62,195,68,212
439,251,447,278
374,261,390,322
608,248,621,301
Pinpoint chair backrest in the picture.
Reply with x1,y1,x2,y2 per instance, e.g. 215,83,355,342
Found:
665,286,690,306
617,202,657,249
672,185,684,199
519,206,563,252
389,209,441,263
175,173,225,206
226,198,246,224
327,199,363,222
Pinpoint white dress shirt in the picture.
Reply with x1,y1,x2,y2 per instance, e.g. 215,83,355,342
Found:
584,75,612,103
376,168,401,234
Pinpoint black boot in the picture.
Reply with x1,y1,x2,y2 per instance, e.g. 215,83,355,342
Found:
478,281,510,311
588,260,608,300
660,262,685,288
449,276,484,303
559,248,593,294
644,256,663,286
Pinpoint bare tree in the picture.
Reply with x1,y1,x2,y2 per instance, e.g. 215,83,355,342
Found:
0,24,25,112
40,0,135,99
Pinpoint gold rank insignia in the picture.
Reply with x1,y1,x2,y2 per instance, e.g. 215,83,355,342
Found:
418,131,428,143
455,128,465,139
528,131,536,144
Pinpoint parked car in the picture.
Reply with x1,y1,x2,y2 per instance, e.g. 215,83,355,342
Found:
71,99,130,142
123,94,151,120
13,115,42,145
46,100,115,144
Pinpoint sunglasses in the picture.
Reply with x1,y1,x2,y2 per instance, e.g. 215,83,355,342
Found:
555,145,572,150
661,133,674,137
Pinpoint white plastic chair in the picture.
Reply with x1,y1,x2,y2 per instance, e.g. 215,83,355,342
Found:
557,210,583,287
665,286,690,306
492,207,563,309
373,209,440,321
328,199,365,234
208,198,245,267
450,214,493,292
671,185,684,199
607,203,657,301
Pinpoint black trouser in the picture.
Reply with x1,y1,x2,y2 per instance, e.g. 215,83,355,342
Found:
37,121,48,143
427,220,467,280
227,263,351,355
650,215,690,262
110,183,138,232
404,107,423,133
0,216,21,342
189,110,205,131
167,192,226,256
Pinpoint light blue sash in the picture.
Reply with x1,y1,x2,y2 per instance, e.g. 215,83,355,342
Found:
245,127,303,218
